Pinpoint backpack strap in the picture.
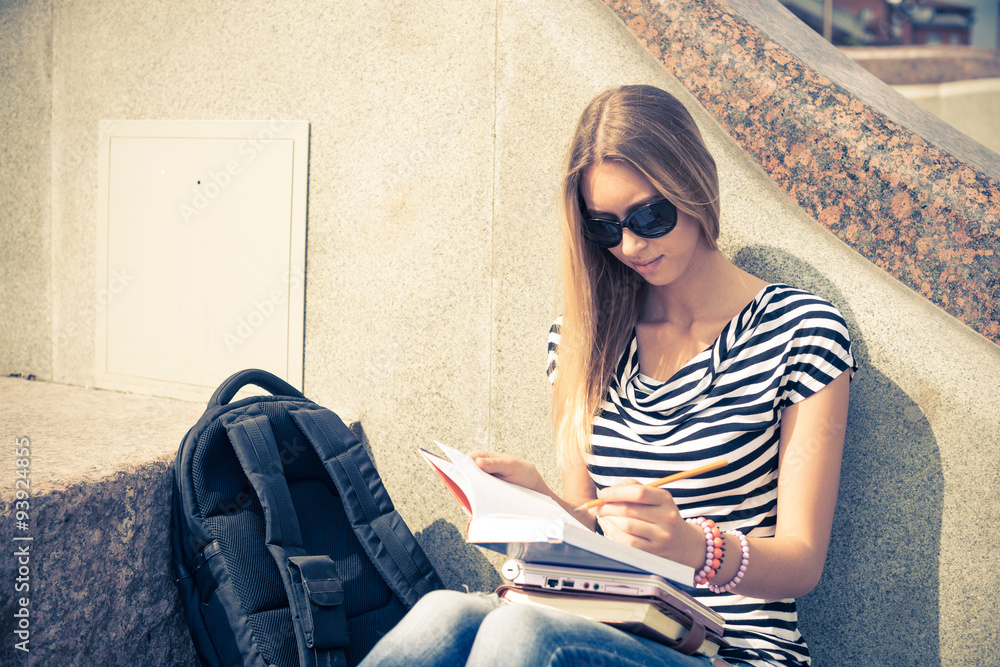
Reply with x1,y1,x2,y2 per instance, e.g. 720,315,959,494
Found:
287,406,439,607
223,409,348,667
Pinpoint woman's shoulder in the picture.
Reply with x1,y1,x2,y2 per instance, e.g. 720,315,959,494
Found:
757,281,855,357
755,283,850,329
753,285,858,401
736,284,854,372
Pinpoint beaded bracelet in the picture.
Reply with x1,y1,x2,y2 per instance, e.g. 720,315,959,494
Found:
708,530,750,594
685,517,723,586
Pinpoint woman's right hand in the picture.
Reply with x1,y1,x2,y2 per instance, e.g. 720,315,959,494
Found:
587,479,707,569
468,450,549,496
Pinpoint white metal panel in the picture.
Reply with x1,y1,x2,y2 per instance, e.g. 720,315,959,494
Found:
95,120,308,401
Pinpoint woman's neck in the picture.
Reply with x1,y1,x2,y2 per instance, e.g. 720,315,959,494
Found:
641,249,766,328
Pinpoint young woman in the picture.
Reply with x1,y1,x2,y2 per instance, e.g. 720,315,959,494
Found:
360,85,854,667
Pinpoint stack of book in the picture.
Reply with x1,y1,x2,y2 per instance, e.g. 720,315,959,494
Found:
419,442,728,658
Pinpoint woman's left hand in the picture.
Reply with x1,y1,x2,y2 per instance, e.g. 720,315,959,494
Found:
468,450,549,496
588,479,703,568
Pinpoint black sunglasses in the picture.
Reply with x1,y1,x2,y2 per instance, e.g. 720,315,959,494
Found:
578,195,678,248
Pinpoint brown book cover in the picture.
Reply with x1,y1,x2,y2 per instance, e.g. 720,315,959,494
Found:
496,585,727,657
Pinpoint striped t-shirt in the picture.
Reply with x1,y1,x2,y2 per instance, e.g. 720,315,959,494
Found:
547,284,855,667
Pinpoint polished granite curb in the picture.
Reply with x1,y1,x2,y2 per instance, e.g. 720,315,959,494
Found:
0,459,201,666
603,0,1000,346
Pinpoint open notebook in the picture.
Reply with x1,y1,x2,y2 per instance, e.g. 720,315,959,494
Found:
419,442,694,584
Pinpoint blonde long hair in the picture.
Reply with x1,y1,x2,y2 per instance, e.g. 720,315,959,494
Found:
552,85,721,466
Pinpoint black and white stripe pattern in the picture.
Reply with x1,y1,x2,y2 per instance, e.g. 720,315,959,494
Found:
548,284,855,667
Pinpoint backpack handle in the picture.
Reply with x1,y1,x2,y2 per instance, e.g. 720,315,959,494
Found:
210,369,305,407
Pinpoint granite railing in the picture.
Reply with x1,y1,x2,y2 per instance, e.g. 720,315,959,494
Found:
602,0,1000,345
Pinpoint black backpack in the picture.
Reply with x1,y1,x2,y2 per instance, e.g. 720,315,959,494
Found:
171,369,443,667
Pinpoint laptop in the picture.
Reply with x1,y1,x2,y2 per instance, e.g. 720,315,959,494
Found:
500,559,725,637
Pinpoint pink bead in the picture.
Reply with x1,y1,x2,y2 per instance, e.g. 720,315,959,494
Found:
707,529,750,595
686,517,721,586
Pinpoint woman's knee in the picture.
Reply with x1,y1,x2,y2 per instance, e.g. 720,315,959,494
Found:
478,601,564,637
407,589,498,629
467,603,580,665
358,591,499,667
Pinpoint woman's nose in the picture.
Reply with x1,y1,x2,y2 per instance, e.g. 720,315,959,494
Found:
619,228,647,256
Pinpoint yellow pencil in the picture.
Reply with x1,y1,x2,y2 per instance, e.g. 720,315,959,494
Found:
573,458,728,512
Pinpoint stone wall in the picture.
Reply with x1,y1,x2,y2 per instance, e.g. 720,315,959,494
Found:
0,0,52,379
0,377,205,665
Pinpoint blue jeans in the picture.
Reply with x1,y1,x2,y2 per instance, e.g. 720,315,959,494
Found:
359,589,716,667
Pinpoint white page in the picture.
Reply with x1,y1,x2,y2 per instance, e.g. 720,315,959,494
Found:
434,442,588,530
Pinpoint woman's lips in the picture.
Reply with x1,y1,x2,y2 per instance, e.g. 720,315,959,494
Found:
632,256,663,275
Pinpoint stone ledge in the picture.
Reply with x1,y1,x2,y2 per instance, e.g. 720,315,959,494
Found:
0,376,207,491
1,376,205,665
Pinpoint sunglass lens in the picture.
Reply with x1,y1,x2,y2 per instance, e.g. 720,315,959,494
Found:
631,201,677,237
581,220,621,248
